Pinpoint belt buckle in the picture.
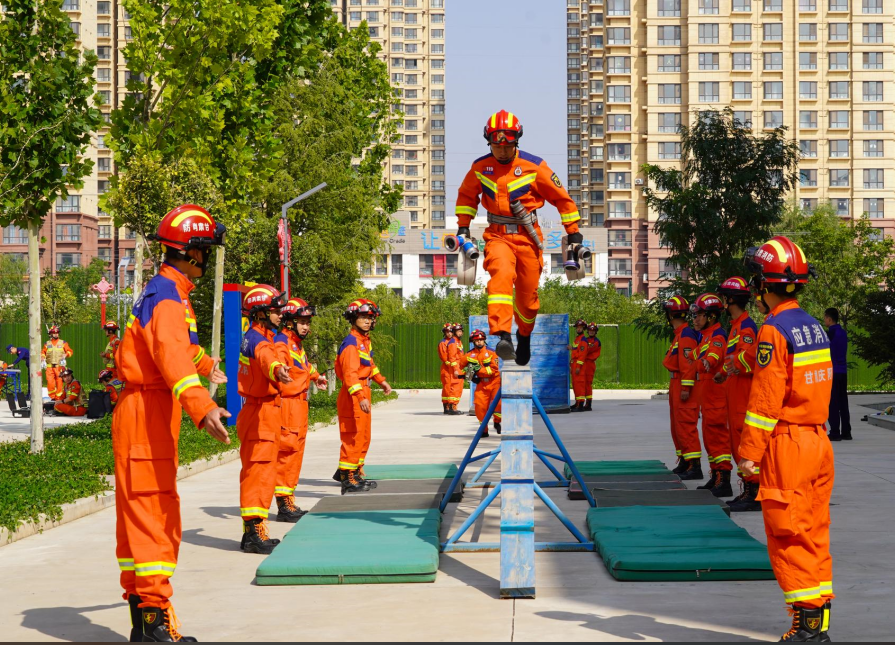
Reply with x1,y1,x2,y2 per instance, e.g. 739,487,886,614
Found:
505,224,518,234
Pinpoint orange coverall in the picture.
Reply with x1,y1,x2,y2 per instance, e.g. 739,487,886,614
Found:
113,263,218,609
438,338,454,406
681,324,731,469
458,347,502,423
335,329,386,470
740,299,834,609
455,150,581,335
105,379,124,407
237,323,286,520
724,312,759,482
570,336,588,404
42,338,73,400
273,329,320,497
663,325,703,461
584,336,601,401
54,379,87,416
102,335,121,379
448,338,465,406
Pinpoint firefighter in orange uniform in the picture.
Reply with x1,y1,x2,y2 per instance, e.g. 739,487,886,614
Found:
101,321,121,379
716,277,761,513
455,110,582,365
335,299,392,493
272,298,327,522
98,369,124,408
438,323,457,414
460,329,502,436
739,236,834,641
448,323,466,413
662,296,704,475
237,284,292,552
41,325,73,400
583,323,601,411
52,369,87,416
113,204,229,641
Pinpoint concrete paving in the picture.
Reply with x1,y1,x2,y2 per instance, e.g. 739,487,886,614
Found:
0,389,91,443
1,388,893,642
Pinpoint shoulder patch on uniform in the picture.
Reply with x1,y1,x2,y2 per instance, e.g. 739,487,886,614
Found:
517,150,544,166
550,172,562,188
756,341,774,367
712,340,723,348
743,336,754,344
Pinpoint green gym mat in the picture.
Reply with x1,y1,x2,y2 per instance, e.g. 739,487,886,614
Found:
256,509,441,585
563,460,673,479
310,493,441,513
586,506,774,582
582,474,681,483
343,478,463,502
593,489,731,515
362,463,459,480
568,479,684,500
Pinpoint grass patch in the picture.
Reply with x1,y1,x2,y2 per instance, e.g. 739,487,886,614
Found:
0,389,399,535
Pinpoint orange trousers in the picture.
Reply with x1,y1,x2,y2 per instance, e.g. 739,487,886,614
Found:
275,396,308,497
676,380,704,460
700,377,732,471
440,367,452,405
113,388,182,609
483,231,543,336
668,378,681,457
584,363,596,401
46,365,64,400
236,398,281,520
54,402,86,416
758,425,834,609
337,384,372,470
449,371,464,408
571,364,587,404
727,374,758,483
473,377,502,423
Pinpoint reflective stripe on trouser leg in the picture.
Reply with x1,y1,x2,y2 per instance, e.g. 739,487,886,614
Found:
669,378,682,454
337,387,364,470
484,236,517,334
358,386,373,466
237,401,281,520
584,364,596,401
701,403,732,471
510,235,543,337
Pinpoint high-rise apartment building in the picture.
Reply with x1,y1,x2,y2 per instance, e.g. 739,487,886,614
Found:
566,0,894,297
331,0,447,228
0,0,137,282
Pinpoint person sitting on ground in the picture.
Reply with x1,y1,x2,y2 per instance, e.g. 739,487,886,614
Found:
53,369,87,417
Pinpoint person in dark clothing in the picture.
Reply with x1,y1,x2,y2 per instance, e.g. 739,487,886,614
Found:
824,308,851,441
5,345,31,394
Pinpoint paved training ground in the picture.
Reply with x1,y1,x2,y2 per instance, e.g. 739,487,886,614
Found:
1,389,893,641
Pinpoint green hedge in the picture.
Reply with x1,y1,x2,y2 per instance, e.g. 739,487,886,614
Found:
0,390,397,535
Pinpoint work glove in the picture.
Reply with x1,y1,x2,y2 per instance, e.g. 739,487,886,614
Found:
457,227,470,238
471,374,481,384
567,232,584,245
60,359,67,367
41,360,47,370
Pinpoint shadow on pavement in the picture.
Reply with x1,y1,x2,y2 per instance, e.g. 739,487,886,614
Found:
438,555,500,598
534,610,766,642
180,527,242,553
200,505,241,520
20,603,127,642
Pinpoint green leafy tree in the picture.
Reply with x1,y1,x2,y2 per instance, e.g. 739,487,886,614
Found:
0,255,28,322
851,273,895,386
0,0,102,452
642,108,801,293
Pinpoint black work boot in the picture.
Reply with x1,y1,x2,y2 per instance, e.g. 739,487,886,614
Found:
819,601,831,642
679,459,703,481
449,404,465,416
583,400,593,411
140,606,196,642
570,401,584,412
241,518,278,554
709,469,733,497
128,594,142,642
779,605,825,642
340,468,367,494
697,469,717,490
729,481,762,512
356,466,377,489
672,457,688,475
495,332,515,361
515,332,531,366
332,468,341,483
275,495,307,523
443,403,450,415
494,421,502,434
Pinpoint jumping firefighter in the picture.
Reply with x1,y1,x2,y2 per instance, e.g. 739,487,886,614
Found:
41,325,72,401
459,329,502,436
740,236,834,642
100,321,121,379
717,277,761,513
272,298,327,523
113,204,229,642
583,323,601,411
237,284,292,554
335,299,392,494
449,322,466,413
98,369,125,408
662,296,703,476
681,293,733,496
52,368,87,416
438,323,460,414
570,319,588,411
455,110,582,364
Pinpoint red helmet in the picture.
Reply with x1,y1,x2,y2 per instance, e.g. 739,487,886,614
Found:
60,368,74,379
242,284,286,317
745,235,814,284
483,110,523,145
344,298,381,321
689,293,724,315
587,323,599,332
574,318,587,328
49,325,60,335
452,323,463,332
442,323,453,332
151,204,225,252
103,321,119,332
718,276,751,297
281,298,316,319
469,329,487,342
662,295,689,314
98,369,114,382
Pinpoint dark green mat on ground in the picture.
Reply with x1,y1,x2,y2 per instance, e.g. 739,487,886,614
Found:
310,493,441,513
343,478,463,502
582,474,681,482
568,479,684,500
593,489,731,515
256,509,441,585
586,506,774,582
362,463,459,480
564,460,672,479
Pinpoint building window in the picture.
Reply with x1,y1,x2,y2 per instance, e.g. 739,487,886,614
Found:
699,53,719,70
607,85,631,103
799,81,817,99
734,81,752,100
590,189,605,204
658,113,681,133
608,230,633,248
698,23,719,44
608,27,632,45
61,0,78,9
801,198,818,211
97,46,111,60
829,81,850,99
419,254,456,278
608,114,632,132
657,0,680,14
56,253,81,270
361,255,388,277
828,23,848,40
657,55,680,72
609,172,632,189
608,56,631,74
799,0,816,8
863,81,884,102
863,111,884,131
2,225,28,244
609,258,632,276
829,0,848,8
97,23,110,37
55,195,80,212
764,111,783,128
608,201,632,218
800,140,817,157
862,23,883,43
608,144,632,160
863,169,885,189
829,169,850,187
699,0,719,13
829,140,850,158
658,84,681,104
828,52,849,70
699,82,719,102
656,26,680,45
799,52,817,69
608,0,631,15
800,169,818,186
764,52,783,70
828,111,848,129
864,139,884,157
733,111,753,127
732,23,752,41
799,23,817,41
862,0,882,11
764,0,783,8
864,198,884,218
732,0,751,10
863,52,883,69
97,247,112,261
97,1,110,13
96,67,111,82
99,225,112,239
764,81,784,99
658,142,681,159
368,27,379,37
763,23,783,41
834,199,850,216
732,52,752,70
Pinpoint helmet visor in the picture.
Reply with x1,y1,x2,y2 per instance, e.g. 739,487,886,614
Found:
487,130,519,145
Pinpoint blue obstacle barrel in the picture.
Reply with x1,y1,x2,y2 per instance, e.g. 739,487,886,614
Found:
467,314,570,414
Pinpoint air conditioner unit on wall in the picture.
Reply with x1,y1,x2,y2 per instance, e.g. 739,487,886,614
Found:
634,178,644,185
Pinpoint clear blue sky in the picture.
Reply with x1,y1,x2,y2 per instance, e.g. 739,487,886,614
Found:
445,0,566,226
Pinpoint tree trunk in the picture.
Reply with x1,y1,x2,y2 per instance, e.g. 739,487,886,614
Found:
28,221,44,454
208,245,225,399
132,236,144,299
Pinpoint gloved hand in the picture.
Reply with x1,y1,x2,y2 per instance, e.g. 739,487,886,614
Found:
41,360,47,370
567,232,584,245
60,359,66,367
471,374,481,384
457,227,470,238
